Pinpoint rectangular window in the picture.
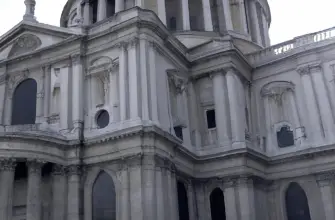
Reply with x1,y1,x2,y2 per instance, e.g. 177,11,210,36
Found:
206,109,216,129
174,126,183,141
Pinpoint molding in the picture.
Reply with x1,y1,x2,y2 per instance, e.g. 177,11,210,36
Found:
261,81,295,97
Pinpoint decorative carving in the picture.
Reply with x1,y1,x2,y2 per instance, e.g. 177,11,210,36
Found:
167,69,188,94
316,172,335,183
235,176,253,186
0,74,8,85
52,164,67,176
261,81,295,98
297,62,322,75
128,37,139,48
67,165,82,176
71,54,81,66
8,34,41,58
27,159,45,174
0,158,16,171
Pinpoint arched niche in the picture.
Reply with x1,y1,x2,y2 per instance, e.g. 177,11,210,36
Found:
285,182,311,220
11,78,37,125
92,171,116,220
209,188,226,220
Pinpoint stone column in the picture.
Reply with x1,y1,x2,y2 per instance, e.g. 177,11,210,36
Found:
129,155,143,220
181,0,191,30
223,179,238,220
43,66,51,120
71,54,84,130
0,75,7,125
168,164,179,220
148,42,159,125
26,160,44,220
248,0,262,44
142,155,156,220
188,81,201,150
60,65,70,130
226,68,245,148
195,182,206,220
187,182,196,220
51,165,67,220
309,63,335,141
119,163,130,220
288,91,305,145
211,72,230,147
115,0,124,13
36,71,44,123
221,0,233,31
118,42,128,121
140,39,149,121
236,177,255,220
155,161,165,220
157,0,167,25
97,0,107,21
202,0,213,31
298,66,323,143
261,14,270,46
316,173,335,220
0,159,16,220
67,165,81,220
127,38,140,120
83,0,91,25
110,63,120,122
262,96,273,152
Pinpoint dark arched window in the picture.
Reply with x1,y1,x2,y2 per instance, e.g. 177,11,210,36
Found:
210,188,226,220
11,78,37,125
277,125,294,148
92,171,116,220
177,181,189,220
285,182,311,220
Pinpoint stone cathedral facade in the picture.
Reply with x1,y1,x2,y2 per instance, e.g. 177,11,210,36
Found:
0,0,335,220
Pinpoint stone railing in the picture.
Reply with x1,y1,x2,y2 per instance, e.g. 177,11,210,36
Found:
248,26,335,65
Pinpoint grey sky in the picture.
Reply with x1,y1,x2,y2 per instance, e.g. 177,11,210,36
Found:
0,0,334,45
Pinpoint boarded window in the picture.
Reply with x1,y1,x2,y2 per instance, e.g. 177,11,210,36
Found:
277,126,294,148
285,182,311,220
92,171,116,220
11,79,37,125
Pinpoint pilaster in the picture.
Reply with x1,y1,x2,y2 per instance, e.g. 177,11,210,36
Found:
43,66,51,120
140,39,150,121
128,154,143,220
223,179,238,220
67,165,81,220
97,0,107,21
83,0,91,25
316,172,335,220
115,0,124,13
157,0,167,25
51,165,67,220
71,54,84,130
181,0,191,30
154,157,165,220
248,0,262,44
118,42,128,121
148,42,159,125
238,0,248,34
187,182,196,220
236,176,256,220
119,162,130,220
202,0,213,31
60,64,71,131
221,0,233,31
110,62,120,122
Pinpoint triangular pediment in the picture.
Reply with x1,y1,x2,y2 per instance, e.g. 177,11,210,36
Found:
0,21,82,61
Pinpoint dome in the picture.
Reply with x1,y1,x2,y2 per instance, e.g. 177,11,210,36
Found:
60,0,271,47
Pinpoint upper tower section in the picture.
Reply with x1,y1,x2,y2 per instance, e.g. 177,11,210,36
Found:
60,0,271,47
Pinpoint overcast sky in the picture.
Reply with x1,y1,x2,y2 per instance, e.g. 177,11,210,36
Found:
0,0,334,45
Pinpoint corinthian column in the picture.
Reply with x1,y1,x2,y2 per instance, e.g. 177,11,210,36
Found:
0,159,16,220
26,160,44,220
316,172,335,220
51,165,67,220
67,165,81,220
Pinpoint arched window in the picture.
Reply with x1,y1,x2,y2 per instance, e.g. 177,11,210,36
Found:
277,125,294,148
11,78,37,125
210,188,226,220
285,182,311,220
177,181,189,220
92,171,116,220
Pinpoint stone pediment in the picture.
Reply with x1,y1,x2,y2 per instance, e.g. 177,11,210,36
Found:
0,21,81,61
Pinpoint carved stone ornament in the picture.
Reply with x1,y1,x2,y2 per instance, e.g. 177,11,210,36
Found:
52,164,67,176
316,171,335,183
8,69,30,97
261,81,295,99
297,62,322,75
167,69,188,94
8,34,42,58
0,158,16,171
27,159,46,174
67,165,82,176
89,56,113,76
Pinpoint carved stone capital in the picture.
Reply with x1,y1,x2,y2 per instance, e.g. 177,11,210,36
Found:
67,165,82,176
0,158,16,171
128,37,139,48
71,54,82,66
115,41,128,50
316,172,335,186
52,164,67,176
127,153,143,168
297,62,322,75
27,159,45,174
235,176,253,186
223,178,236,188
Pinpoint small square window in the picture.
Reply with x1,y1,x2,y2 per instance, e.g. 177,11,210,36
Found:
206,109,216,129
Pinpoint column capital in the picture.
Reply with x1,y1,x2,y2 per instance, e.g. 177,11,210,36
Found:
235,175,253,186
127,37,139,49
297,62,322,75
52,164,67,176
316,172,335,186
67,165,82,176
71,54,82,66
223,178,237,189
27,159,45,174
0,158,16,171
